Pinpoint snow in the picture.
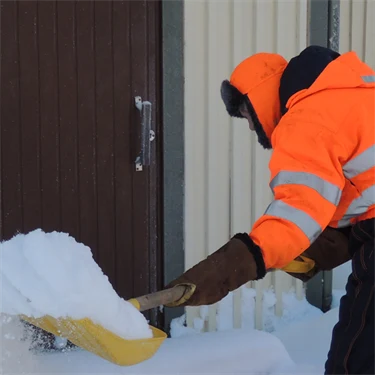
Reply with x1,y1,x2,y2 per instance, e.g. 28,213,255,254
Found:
331,289,346,309
0,229,152,340
0,229,345,375
0,314,294,374
1,306,341,375
333,260,351,289
273,308,339,373
170,286,323,338
1,315,38,375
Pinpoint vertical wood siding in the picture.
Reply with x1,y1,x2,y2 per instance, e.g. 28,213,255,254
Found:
339,0,375,68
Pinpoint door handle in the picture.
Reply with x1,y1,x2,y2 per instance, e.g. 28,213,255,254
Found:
134,96,155,171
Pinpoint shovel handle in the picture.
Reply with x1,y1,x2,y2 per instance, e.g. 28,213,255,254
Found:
130,285,189,312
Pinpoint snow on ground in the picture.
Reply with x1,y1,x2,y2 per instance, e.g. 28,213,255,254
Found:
273,307,340,373
333,261,351,290
170,285,324,338
1,314,293,374
1,315,38,375
1,307,341,375
0,229,345,374
0,229,152,340
331,289,346,309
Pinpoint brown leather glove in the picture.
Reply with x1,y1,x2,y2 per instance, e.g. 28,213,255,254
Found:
284,226,351,282
165,227,350,306
164,233,266,307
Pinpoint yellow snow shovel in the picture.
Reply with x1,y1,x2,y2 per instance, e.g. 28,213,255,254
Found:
21,284,195,366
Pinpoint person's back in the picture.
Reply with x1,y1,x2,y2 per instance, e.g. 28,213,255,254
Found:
276,51,375,230
220,47,374,272
223,46,375,374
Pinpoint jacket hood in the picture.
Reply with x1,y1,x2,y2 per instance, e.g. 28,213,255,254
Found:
221,53,288,149
285,51,375,110
279,45,340,115
221,47,374,149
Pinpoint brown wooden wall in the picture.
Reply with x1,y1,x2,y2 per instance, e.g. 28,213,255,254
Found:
1,0,163,324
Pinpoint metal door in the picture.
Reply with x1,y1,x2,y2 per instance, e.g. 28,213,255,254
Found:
0,0,163,325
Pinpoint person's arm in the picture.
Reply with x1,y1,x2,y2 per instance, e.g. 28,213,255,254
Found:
165,121,349,307
250,122,346,270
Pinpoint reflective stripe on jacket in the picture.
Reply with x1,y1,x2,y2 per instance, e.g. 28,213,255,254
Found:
249,52,375,270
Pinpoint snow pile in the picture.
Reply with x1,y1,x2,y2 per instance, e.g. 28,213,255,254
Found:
9,327,297,374
152,329,295,375
0,308,340,375
273,307,340,373
0,229,152,340
171,285,322,337
262,288,323,332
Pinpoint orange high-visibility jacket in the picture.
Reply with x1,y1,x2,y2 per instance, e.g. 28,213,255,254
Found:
248,52,375,270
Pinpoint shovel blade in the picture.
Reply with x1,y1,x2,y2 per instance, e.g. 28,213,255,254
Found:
21,315,167,366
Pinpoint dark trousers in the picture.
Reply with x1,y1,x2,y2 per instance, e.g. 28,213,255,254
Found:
325,219,374,375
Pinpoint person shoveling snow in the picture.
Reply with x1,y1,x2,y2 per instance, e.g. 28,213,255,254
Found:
1,45,374,374
0,230,295,375
164,46,375,375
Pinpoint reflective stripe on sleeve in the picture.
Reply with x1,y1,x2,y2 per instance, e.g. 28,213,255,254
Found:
343,145,375,179
361,75,375,83
270,171,342,205
264,200,322,243
338,184,375,227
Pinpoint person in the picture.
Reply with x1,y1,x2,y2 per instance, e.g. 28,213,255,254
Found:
165,45,374,375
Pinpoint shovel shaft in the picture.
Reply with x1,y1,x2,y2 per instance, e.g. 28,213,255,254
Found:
132,285,187,312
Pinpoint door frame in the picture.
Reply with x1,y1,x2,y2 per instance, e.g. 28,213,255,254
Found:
161,0,185,332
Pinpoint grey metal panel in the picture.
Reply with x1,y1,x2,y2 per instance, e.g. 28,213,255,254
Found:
161,0,185,334
308,0,329,46
308,0,340,51
306,0,340,312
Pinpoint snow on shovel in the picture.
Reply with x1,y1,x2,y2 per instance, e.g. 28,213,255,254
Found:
21,284,194,366
0,230,195,366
